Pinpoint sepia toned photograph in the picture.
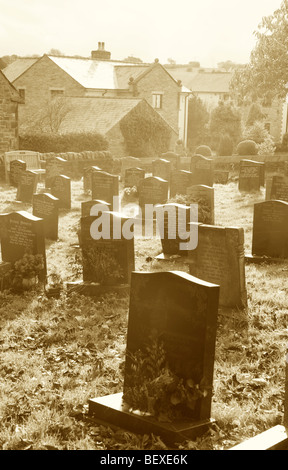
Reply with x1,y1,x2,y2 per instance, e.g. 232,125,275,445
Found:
0,0,288,454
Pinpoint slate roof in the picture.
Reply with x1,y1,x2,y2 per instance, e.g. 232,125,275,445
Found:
59,97,144,134
168,68,232,93
2,57,38,83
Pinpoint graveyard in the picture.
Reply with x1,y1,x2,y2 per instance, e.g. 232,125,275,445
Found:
0,157,287,451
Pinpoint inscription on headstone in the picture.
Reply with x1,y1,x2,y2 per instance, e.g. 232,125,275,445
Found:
124,167,145,189
270,176,288,203
45,156,68,189
91,171,119,211
50,175,71,209
238,160,263,192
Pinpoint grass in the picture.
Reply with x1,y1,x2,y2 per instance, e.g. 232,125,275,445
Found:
0,177,287,450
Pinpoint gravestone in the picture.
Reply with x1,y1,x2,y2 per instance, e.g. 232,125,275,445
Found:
16,170,38,203
190,155,214,187
138,176,168,210
91,170,119,211
152,158,171,182
83,166,101,192
269,175,288,202
214,170,229,185
252,200,288,259
9,160,26,187
50,175,71,209
186,185,214,225
32,193,59,240
4,150,41,183
238,160,263,192
81,199,111,218
155,203,195,257
45,156,68,188
121,156,142,178
124,167,145,189
81,212,135,285
0,210,46,280
170,170,192,198
161,151,180,170
188,224,247,308
89,270,219,443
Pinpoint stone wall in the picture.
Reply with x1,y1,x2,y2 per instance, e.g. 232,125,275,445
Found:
0,73,19,157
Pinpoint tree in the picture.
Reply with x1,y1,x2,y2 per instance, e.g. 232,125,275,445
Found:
246,103,266,126
187,95,209,150
22,97,72,133
231,0,288,100
209,101,242,148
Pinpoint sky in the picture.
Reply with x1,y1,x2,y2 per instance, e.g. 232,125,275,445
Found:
0,0,284,67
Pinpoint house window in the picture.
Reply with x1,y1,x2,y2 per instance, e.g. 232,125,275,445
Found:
18,88,25,103
152,93,163,109
50,89,64,99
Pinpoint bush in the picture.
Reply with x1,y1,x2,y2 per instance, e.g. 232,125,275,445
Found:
236,140,258,156
243,121,269,145
19,132,109,153
218,134,234,156
257,135,276,155
195,145,212,157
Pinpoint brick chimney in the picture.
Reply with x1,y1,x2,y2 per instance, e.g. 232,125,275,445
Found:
91,42,111,60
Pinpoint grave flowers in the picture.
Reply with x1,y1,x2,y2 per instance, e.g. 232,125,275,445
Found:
12,253,45,290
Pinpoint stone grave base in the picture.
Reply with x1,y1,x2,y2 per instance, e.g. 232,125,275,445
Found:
245,254,286,264
66,281,130,297
88,392,214,444
229,425,288,450
155,253,185,261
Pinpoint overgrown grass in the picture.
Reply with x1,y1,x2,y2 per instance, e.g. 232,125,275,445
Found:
0,179,287,450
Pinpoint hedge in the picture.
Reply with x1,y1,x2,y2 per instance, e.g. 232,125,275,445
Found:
19,132,109,153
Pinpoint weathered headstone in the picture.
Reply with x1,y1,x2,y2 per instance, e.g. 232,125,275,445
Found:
81,212,134,285
89,270,219,442
32,193,59,240
91,170,119,211
138,176,168,210
9,160,26,187
16,170,38,203
45,156,68,189
269,175,288,203
252,200,288,259
124,167,145,189
152,158,171,182
214,170,229,185
190,155,214,187
0,211,46,280
170,170,192,198
188,224,247,308
186,185,214,225
50,175,71,209
156,203,194,257
121,156,142,178
161,151,180,170
81,199,111,218
83,166,101,192
238,160,263,192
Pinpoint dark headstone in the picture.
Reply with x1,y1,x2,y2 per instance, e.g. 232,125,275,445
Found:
152,158,171,182
16,170,38,203
138,176,168,210
238,160,263,192
161,151,180,170
91,170,119,211
214,170,229,185
252,200,288,259
270,175,288,202
32,193,59,240
190,155,214,187
0,211,46,280
81,211,135,285
45,156,68,188
188,224,247,308
50,175,71,209
156,203,194,256
124,167,145,189
121,156,142,177
170,170,192,198
83,166,101,192
89,271,219,443
186,185,214,225
9,159,26,187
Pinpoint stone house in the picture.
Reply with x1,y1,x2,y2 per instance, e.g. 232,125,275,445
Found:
2,43,191,147
0,70,22,157
167,66,288,144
